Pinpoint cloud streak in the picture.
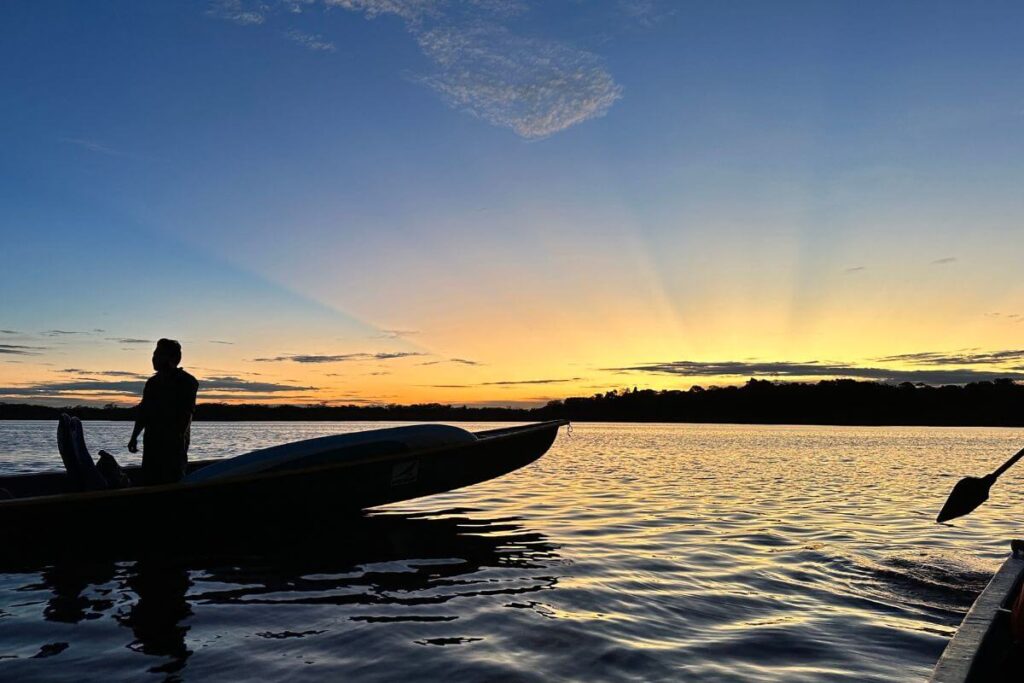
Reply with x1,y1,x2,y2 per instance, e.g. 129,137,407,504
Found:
285,28,336,51
209,0,266,24
416,23,622,138
210,0,622,138
618,0,674,27
60,369,149,378
60,138,121,155
202,375,317,392
0,375,314,399
323,0,443,22
375,328,419,339
0,344,45,355
254,351,426,363
428,376,582,388
607,360,1024,385
874,349,1024,366
419,357,482,366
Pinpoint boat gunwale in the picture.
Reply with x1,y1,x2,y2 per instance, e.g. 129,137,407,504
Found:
0,419,568,509
929,540,1024,683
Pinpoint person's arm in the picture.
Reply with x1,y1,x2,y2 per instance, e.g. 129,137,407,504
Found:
128,380,150,453
128,421,144,453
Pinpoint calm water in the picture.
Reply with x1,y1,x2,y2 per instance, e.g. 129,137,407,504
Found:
1,421,1023,682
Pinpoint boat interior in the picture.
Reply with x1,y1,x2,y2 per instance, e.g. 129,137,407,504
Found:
967,573,1024,681
0,460,214,500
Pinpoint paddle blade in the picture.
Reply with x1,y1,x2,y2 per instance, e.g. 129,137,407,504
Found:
937,475,993,523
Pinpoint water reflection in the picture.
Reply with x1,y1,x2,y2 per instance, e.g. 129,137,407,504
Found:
9,509,558,678
41,562,116,624
10,422,1019,681
118,561,193,674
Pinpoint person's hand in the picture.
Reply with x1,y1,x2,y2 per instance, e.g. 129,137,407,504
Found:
127,437,138,454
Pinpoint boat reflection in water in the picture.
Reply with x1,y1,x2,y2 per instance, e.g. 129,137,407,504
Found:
6,509,560,679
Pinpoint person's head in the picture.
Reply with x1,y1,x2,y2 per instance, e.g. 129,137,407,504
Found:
152,338,182,372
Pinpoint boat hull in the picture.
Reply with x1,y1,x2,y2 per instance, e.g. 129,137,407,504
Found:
930,540,1024,682
0,421,564,553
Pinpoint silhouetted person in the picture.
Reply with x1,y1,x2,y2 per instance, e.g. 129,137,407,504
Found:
128,339,198,485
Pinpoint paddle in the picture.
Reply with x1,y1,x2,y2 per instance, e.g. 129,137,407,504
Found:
937,446,1024,523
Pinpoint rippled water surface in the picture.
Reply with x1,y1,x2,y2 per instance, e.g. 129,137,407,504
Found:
2,421,1024,682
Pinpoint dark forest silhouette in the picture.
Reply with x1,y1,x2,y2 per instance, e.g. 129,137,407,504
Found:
3,378,1024,426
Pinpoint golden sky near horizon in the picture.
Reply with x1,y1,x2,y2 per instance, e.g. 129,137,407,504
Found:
4,237,1024,408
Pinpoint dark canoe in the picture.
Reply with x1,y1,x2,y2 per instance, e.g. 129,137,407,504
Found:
0,420,566,554
930,540,1024,683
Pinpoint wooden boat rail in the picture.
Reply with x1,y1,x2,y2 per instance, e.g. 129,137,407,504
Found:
930,540,1024,683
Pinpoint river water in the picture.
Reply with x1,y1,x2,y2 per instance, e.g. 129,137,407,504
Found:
1,421,1022,681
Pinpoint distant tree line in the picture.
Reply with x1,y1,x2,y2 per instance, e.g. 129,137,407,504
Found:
2,378,1023,426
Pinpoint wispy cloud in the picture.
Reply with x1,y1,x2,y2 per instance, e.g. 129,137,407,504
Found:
416,23,622,139
419,357,482,366
874,349,1024,366
0,375,313,399
254,351,426,363
197,392,319,401
844,266,866,273
375,328,419,339
607,360,1024,385
0,380,150,397
325,370,392,376
60,368,148,378
428,376,581,388
208,0,266,24
323,0,441,22
466,0,527,18
209,0,622,138
985,312,1023,323
106,337,152,344
209,340,235,345
483,377,582,385
202,375,317,392
41,329,83,337
618,0,675,27
313,394,395,405
60,138,121,155
0,344,46,356
931,257,957,265
284,28,336,51
0,330,20,334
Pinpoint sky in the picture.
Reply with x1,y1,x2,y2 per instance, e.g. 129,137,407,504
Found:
1,0,1024,407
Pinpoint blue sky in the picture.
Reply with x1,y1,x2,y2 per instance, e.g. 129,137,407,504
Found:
2,0,1024,405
